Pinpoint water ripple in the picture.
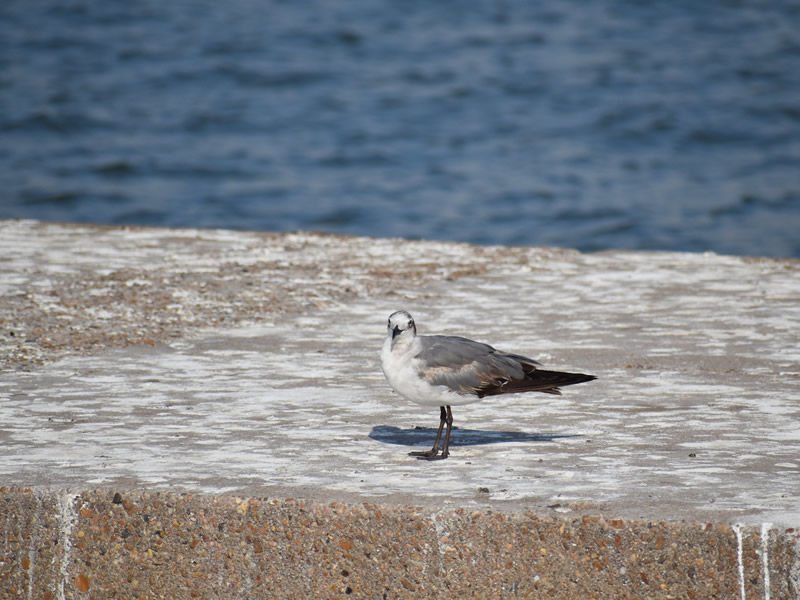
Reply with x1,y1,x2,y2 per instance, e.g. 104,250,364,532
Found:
1,0,798,256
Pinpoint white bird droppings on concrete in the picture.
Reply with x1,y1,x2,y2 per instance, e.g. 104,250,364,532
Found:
1,221,799,528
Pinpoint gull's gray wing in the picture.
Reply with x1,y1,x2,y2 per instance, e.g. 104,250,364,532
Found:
415,334,595,398
415,335,537,396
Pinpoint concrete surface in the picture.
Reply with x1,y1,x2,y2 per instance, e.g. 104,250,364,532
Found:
2,489,798,599
1,219,799,598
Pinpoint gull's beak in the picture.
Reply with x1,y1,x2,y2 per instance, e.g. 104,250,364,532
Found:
392,325,401,339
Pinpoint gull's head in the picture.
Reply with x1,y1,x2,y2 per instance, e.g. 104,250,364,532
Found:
387,310,416,345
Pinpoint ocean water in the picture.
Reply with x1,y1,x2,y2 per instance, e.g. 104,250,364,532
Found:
1,0,799,257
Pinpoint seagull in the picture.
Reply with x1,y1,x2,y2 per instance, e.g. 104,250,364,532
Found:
380,310,596,460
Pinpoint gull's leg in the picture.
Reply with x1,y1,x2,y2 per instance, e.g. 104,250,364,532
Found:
414,405,454,461
410,405,447,458
439,405,454,459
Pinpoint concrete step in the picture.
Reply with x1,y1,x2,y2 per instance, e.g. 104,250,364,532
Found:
1,219,799,598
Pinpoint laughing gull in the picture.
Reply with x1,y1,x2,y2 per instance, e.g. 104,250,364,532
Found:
380,310,596,460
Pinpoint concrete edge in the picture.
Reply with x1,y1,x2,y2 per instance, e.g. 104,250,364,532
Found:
2,487,799,599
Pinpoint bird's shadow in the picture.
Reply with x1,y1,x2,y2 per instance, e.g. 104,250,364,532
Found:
369,425,578,448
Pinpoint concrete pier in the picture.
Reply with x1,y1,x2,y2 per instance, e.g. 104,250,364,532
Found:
1,219,799,598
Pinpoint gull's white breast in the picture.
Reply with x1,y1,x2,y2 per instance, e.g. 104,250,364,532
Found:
381,335,481,407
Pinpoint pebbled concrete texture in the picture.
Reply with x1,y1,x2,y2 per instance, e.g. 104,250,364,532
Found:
1,489,799,599
1,219,800,598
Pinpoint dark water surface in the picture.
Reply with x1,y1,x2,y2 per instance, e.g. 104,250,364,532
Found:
2,1,799,256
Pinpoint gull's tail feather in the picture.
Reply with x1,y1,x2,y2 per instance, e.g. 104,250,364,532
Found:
480,369,597,397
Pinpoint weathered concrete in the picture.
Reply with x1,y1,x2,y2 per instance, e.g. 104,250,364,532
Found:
1,219,799,598
2,488,798,599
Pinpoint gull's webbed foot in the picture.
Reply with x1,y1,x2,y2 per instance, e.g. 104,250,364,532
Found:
409,449,439,458
409,449,449,460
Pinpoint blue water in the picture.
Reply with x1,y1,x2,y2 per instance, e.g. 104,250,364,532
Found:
2,1,799,257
